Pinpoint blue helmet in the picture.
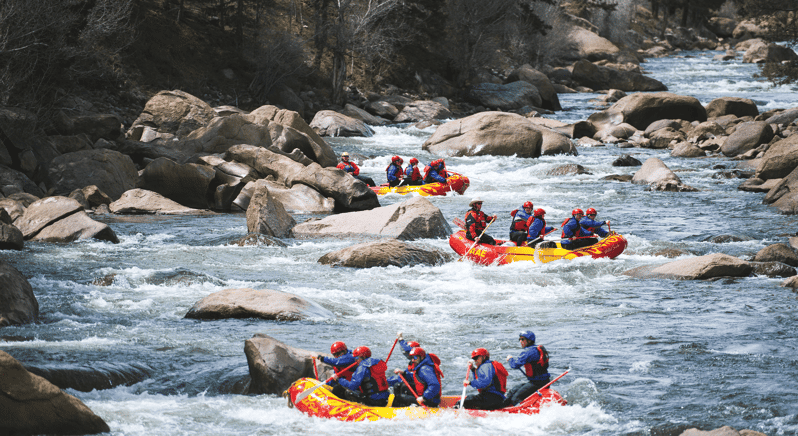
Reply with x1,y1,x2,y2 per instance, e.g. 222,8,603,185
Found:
519,330,536,344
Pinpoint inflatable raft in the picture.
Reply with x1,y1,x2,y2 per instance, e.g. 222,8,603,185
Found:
285,377,566,422
370,172,469,196
449,230,627,265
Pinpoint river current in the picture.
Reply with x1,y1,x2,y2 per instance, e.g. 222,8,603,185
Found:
2,50,798,436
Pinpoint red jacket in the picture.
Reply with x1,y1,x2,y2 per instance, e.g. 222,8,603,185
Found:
337,161,360,175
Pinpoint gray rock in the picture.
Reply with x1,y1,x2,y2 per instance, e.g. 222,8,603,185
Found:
110,189,207,215
720,121,774,157
29,210,118,244
318,238,452,268
185,288,332,321
589,92,706,132
422,112,542,158
127,89,216,139
753,243,798,267
46,149,138,200
394,100,453,123
466,82,542,111
244,334,325,395
0,261,37,325
245,180,295,238
138,157,215,209
0,223,24,250
310,110,374,137
705,97,758,118
624,253,753,280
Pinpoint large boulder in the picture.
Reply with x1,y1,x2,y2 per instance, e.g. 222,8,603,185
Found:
138,158,216,209
246,105,337,168
755,134,798,180
393,100,453,123
234,180,334,213
245,180,296,238
762,165,798,213
765,108,798,126
0,350,110,435
624,253,753,280
571,60,667,92
466,82,542,111
720,121,774,157
226,145,379,211
706,17,737,38
127,89,216,139
0,198,25,222
0,164,45,197
342,104,390,126
109,189,206,215
506,65,562,111
588,92,707,132
754,243,798,267
28,210,119,243
422,112,543,158
46,149,139,200
562,26,620,61
53,112,123,142
0,107,61,179
292,196,451,240
743,41,798,64
309,110,374,137
0,261,38,326
537,126,577,156
705,97,759,118
632,158,683,186
0,223,24,250
181,114,272,153
318,238,452,268
185,288,333,320
244,334,322,395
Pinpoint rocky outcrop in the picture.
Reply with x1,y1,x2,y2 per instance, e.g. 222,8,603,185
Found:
393,100,453,123
309,110,374,137
246,105,338,168
705,97,759,118
466,82,542,111
185,288,333,321
0,261,38,326
588,92,707,132
245,180,296,238
624,253,753,280
138,158,215,209
755,134,798,180
234,179,334,213
562,26,620,61
318,238,452,268
571,60,667,92
182,113,272,153
720,121,774,157
422,112,543,158
109,189,206,215
244,334,324,395
0,350,110,435
506,65,562,111
743,40,798,64
762,165,798,214
127,89,216,139
671,142,706,158
292,196,450,240
16,196,118,243
46,149,139,200
0,164,45,198
0,107,60,180
54,112,123,142
0,220,23,250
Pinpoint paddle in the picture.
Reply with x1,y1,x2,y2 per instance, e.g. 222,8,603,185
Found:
385,336,400,365
524,228,557,247
295,361,359,403
397,372,429,409
458,360,473,409
313,356,319,380
453,218,465,229
459,217,496,262
529,370,569,399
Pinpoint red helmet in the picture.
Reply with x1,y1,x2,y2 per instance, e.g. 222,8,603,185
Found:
523,201,533,209
572,208,584,216
330,341,347,354
409,158,419,165
586,207,597,215
392,155,403,164
406,341,420,348
409,347,426,360
352,346,371,359
471,348,490,359
534,208,546,218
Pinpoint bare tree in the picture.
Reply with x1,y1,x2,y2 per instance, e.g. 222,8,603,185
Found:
248,29,309,104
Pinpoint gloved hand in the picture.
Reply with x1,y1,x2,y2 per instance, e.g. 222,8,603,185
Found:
463,380,470,387
397,331,403,339
416,397,425,405
506,355,512,362
468,359,476,367
317,355,324,361
394,368,402,374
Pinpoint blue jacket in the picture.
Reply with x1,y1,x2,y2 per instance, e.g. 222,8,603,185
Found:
510,208,533,233
580,217,608,238
508,345,550,382
338,357,389,400
412,355,441,404
387,163,403,183
321,351,357,385
469,359,504,398
425,166,447,183
527,217,554,241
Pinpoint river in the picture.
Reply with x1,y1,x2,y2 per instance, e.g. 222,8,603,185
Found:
2,49,798,436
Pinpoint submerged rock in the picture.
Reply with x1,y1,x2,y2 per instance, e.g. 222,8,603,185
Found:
318,238,452,268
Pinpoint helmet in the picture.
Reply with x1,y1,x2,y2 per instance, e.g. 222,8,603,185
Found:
523,201,533,209
409,347,426,359
534,208,545,218
330,341,347,355
392,155,403,164
519,330,536,344
572,208,584,216
352,346,371,359
469,197,483,207
409,158,419,165
586,207,597,215
341,152,349,157
471,348,490,359
406,341,420,348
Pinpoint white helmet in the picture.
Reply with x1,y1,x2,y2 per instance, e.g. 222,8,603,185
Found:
469,197,483,206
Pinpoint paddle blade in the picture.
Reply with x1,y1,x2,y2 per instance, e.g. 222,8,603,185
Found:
294,382,322,403
453,218,465,229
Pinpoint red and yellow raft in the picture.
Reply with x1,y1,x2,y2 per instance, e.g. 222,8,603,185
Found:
449,230,628,265
285,377,566,422
370,172,469,196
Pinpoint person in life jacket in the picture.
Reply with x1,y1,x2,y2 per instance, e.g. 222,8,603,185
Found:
386,155,405,187
404,158,424,185
579,207,610,238
526,208,556,247
461,347,507,410
388,333,445,406
423,159,448,184
509,201,534,246
391,347,442,407
561,208,597,250
317,341,357,398
337,152,376,187
503,330,551,407
333,346,390,407
465,197,497,245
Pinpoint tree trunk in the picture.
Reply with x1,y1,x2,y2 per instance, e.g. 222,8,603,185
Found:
331,50,346,106
219,0,226,28
312,0,329,71
177,0,185,22
651,0,658,20
236,0,244,44
680,3,688,27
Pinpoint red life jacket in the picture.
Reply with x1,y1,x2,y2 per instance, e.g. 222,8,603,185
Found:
338,365,355,381
423,165,432,180
492,361,508,393
360,359,389,395
561,217,582,239
510,209,529,232
523,345,549,379
429,353,444,379
407,165,422,181
465,209,487,239
527,217,547,238
413,360,443,400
